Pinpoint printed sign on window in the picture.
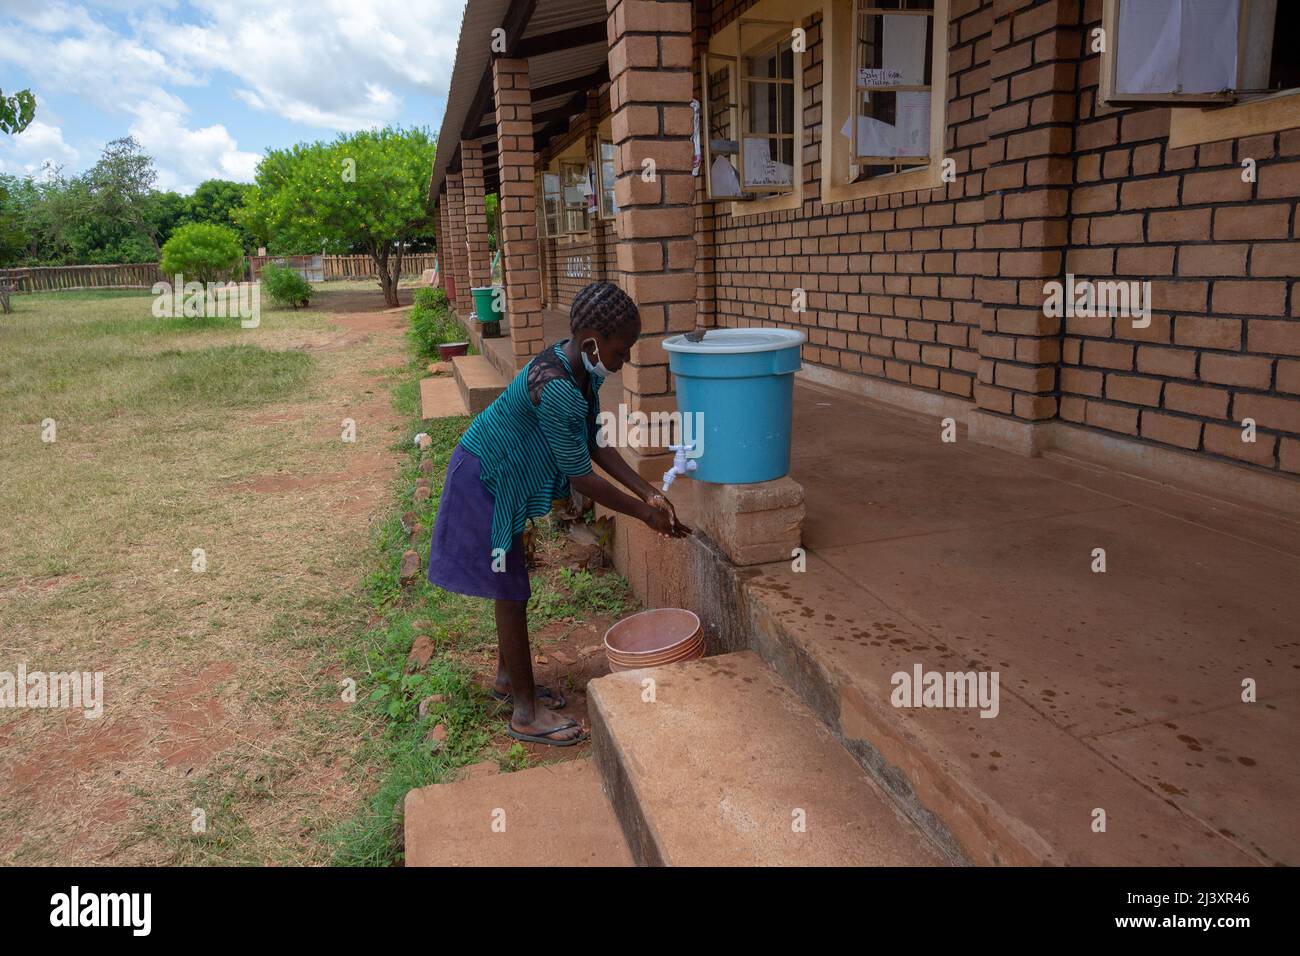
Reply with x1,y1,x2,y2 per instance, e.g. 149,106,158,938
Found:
858,67,904,88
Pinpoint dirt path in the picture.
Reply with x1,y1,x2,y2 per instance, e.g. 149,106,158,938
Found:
0,287,412,864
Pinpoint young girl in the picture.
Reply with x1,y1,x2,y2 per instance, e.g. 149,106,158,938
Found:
427,281,689,746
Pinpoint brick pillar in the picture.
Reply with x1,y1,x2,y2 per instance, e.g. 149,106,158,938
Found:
606,0,698,479
493,57,546,368
969,0,1079,455
445,169,471,315
462,139,492,291
436,197,450,293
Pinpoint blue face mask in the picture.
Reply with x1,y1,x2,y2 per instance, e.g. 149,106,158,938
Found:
581,338,613,378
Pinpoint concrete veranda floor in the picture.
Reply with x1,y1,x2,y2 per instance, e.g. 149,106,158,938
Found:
482,309,1298,864
754,380,1300,864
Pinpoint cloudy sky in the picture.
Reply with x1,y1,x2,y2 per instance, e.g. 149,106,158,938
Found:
0,0,466,192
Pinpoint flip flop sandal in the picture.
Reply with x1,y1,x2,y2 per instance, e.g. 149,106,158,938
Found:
490,684,567,709
507,719,588,747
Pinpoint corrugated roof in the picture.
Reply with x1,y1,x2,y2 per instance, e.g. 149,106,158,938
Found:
429,0,610,200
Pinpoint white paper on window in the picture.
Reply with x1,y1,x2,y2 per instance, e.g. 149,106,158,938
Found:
882,14,928,85
1115,0,1238,95
711,154,742,196
840,91,930,158
742,137,793,186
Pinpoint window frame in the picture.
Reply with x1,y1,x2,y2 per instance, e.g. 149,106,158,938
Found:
539,171,563,239
1098,0,1300,148
821,0,949,206
848,1,936,181
597,139,619,220
700,0,811,217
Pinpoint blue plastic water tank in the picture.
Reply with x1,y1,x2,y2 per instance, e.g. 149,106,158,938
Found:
663,327,806,484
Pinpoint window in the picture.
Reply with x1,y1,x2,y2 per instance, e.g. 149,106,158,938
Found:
849,0,935,183
822,0,948,205
597,140,618,219
741,23,798,192
540,172,562,238
1101,0,1299,105
559,160,589,235
700,0,807,212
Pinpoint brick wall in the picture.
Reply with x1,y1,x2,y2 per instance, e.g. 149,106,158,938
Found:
697,0,1299,477
706,0,989,404
1061,0,1300,474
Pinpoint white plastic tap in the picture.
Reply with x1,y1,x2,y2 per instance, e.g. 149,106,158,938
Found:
662,442,697,492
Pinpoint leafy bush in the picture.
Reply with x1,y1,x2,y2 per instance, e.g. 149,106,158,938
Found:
413,287,449,312
159,222,244,284
409,290,463,357
261,263,314,309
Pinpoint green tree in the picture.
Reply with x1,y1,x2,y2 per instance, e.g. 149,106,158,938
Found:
160,222,244,284
0,88,36,135
0,182,28,266
84,136,162,254
237,126,436,306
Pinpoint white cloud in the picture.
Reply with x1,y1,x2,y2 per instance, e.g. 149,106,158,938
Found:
0,0,465,190
0,119,81,177
152,0,464,131
127,99,261,192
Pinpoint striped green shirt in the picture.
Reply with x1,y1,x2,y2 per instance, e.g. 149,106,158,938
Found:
460,342,604,555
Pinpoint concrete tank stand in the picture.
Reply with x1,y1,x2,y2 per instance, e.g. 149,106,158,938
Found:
691,476,805,567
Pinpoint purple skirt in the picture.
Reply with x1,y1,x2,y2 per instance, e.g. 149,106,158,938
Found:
427,444,531,601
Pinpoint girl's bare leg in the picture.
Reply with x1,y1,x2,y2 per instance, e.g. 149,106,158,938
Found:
494,598,580,739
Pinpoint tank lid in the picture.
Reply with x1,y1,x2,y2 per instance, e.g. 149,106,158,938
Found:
662,327,807,355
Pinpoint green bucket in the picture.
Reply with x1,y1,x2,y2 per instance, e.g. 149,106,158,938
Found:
470,286,506,329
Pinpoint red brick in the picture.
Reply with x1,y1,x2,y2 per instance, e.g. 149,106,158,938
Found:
1213,281,1286,316
1178,245,1247,277
1105,373,1163,406
1214,205,1291,240
1235,394,1300,435
1182,169,1253,204
1203,423,1277,466
1165,383,1229,419
1248,320,1300,357
1085,400,1139,435
1149,209,1211,242
1200,353,1273,389
1140,410,1202,450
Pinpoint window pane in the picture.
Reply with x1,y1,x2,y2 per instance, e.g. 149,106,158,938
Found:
781,81,795,135
600,141,618,218
742,137,794,187
853,89,930,158
857,12,931,87
746,80,781,134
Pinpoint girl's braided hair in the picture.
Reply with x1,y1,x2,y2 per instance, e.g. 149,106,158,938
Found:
570,281,640,338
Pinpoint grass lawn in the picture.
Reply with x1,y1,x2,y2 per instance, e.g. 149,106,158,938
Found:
0,282,636,866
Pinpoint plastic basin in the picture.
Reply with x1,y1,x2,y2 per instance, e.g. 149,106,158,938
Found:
662,327,806,484
604,608,703,672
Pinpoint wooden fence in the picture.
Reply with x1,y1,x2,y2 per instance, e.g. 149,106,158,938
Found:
3,253,441,293
248,253,440,282
0,262,164,293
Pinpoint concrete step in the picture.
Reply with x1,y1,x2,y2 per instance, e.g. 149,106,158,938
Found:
743,555,1263,866
453,353,507,415
419,375,467,420
588,650,947,866
404,757,633,866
